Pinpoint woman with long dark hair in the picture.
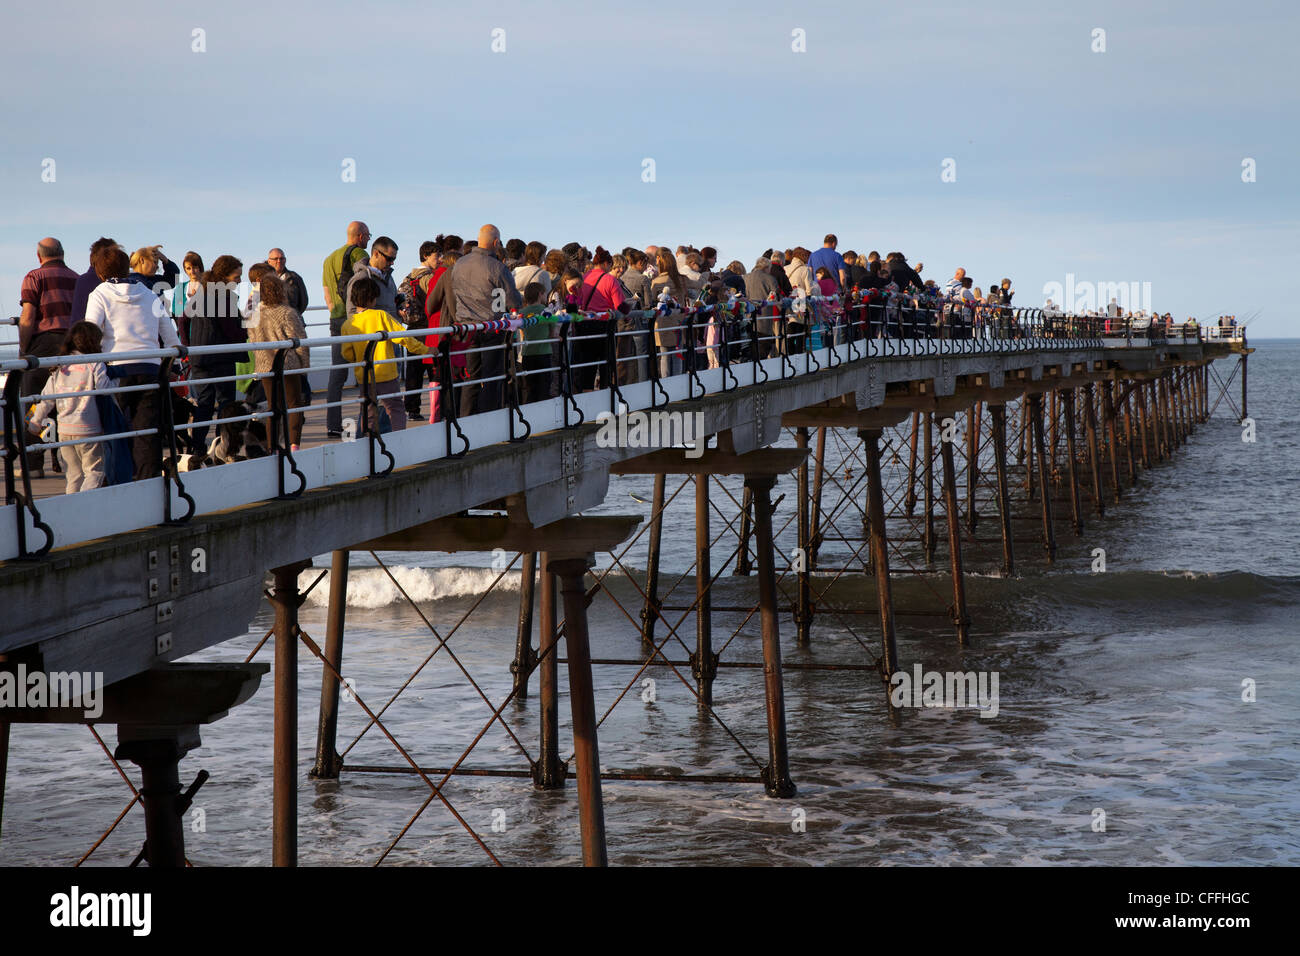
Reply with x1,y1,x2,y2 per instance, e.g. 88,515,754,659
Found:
186,254,246,451
171,251,203,344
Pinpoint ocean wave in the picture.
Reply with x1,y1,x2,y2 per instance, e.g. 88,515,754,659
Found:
302,566,521,609
993,569,1300,611
297,563,1299,613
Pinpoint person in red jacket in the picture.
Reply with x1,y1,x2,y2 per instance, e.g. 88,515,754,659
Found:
423,246,461,422
400,240,441,420
573,246,631,391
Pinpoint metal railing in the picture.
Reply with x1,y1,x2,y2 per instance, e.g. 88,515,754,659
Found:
1204,324,1246,342
0,290,1214,560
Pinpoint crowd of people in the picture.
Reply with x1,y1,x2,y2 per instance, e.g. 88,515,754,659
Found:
14,236,311,489
14,225,1035,495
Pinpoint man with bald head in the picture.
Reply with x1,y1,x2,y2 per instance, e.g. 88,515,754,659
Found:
17,238,79,475
452,224,521,415
945,267,966,298
321,221,371,435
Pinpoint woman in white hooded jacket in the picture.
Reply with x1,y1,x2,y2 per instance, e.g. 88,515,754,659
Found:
83,246,181,479
85,251,181,361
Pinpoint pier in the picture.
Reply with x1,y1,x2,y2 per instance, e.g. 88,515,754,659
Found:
0,304,1250,865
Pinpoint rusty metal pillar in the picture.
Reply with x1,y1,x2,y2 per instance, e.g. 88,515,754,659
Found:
1123,386,1138,483
1203,363,1210,422
1178,370,1190,443
1168,374,1180,449
1170,374,1180,447
1159,377,1180,460
1149,379,1159,463
1179,369,1192,441
904,412,920,516
1135,383,1152,469
0,720,8,844
1164,374,1177,452
693,475,717,705
1029,394,1056,563
0,650,8,843
1204,362,1212,422
1202,363,1210,422
1048,390,1059,480
639,473,665,646
861,431,900,692
747,474,797,798
965,405,979,534
1177,370,1188,442
1022,398,1035,499
735,484,753,576
0,653,8,844
310,550,349,780
1177,370,1187,435
923,412,936,565
535,554,564,790
550,555,607,866
1082,383,1105,519
990,405,1015,577
511,552,538,702
940,430,971,646
809,426,827,567
1167,372,1181,446
1062,389,1084,535
1196,364,1203,422
1103,382,1123,501
795,428,812,645
1241,345,1249,423
114,731,198,868
1169,371,1179,443
1018,397,1031,468
270,560,310,867
1159,377,1170,460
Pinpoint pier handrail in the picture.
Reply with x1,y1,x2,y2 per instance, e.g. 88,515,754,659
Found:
0,290,1213,560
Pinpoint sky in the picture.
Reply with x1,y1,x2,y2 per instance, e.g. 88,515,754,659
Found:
1,0,1296,338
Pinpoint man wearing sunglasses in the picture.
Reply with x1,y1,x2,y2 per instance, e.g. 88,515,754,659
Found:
345,236,401,321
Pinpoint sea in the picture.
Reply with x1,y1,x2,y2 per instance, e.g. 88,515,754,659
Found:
3,341,1296,866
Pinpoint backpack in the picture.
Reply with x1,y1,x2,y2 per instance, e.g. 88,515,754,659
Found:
397,271,429,327
335,244,364,307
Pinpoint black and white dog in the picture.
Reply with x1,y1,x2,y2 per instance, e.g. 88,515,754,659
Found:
197,400,270,467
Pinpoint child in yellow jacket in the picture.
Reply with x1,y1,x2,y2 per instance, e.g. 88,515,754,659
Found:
342,276,429,432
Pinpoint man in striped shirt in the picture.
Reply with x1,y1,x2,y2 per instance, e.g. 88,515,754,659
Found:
18,238,79,476
944,267,967,298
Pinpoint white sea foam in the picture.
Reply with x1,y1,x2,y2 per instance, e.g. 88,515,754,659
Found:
303,566,520,609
